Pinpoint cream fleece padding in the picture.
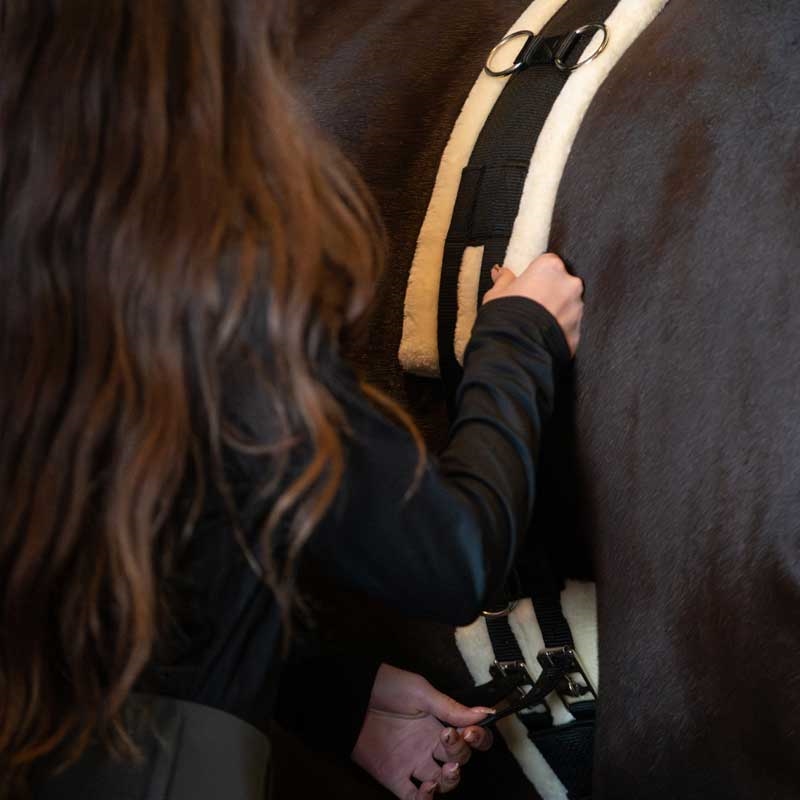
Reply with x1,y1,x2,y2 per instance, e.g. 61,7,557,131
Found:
454,607,497,686
453,246,484,365
454,580,597,800
398,0,570,377
503,0,670,274
400,0,670,373
561,579,599,689
498,716,569,800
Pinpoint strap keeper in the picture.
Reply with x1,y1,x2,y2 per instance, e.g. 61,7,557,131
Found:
517,33,555,68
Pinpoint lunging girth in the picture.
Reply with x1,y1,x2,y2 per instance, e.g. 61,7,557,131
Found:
398,0,671,796
441,4,621,798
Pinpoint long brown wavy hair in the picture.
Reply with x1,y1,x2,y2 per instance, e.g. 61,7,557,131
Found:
0,0,418,790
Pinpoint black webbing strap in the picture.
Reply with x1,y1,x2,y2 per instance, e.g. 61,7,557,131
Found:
486,612,528,664
532,721,595,800
517,533,576,653
532,592,575,649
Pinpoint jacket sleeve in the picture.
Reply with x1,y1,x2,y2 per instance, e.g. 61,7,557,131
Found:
306,296,571,626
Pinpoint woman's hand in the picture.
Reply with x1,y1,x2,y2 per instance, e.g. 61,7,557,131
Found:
352,664,494,799
482,253,584,355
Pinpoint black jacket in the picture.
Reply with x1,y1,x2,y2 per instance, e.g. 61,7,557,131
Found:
145,296,570,755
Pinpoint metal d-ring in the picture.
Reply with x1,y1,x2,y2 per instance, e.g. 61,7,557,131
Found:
554,23,609,72
484,30,534,77
481,599,519,618
481,569,523,617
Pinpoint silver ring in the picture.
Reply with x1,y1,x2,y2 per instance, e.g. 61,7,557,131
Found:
481,599,519,618
484,30,534,77
554,23,609,72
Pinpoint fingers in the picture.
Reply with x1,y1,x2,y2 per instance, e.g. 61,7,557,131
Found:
484,264,516,304
520,253,584,355
412,757,444,783
433,723,494,765
438,762,461,794
527,251,566,273
406,763,461,799
462,725,493,752
419,684,494,730
433,727,473,766
490,264,516,291
532,253,585,303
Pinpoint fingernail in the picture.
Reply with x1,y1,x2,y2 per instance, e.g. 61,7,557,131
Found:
448,764,460,778
443,728,455,745
491,264,500,273
426,783,439,795
473,707,496,715
464,730,477,744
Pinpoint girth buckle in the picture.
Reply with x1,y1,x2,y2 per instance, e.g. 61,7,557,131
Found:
478,647,596,728
490,659,534,699
537,646,597,705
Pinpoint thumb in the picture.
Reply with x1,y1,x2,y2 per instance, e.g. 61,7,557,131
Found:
490,265,516,291
421,686,494,728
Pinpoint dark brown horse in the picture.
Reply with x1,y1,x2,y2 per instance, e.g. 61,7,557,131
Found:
282,2,800,798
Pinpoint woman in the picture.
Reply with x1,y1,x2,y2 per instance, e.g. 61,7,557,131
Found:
0,1,583,798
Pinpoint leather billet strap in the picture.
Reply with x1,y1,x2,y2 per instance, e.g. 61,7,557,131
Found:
35,695,270,800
